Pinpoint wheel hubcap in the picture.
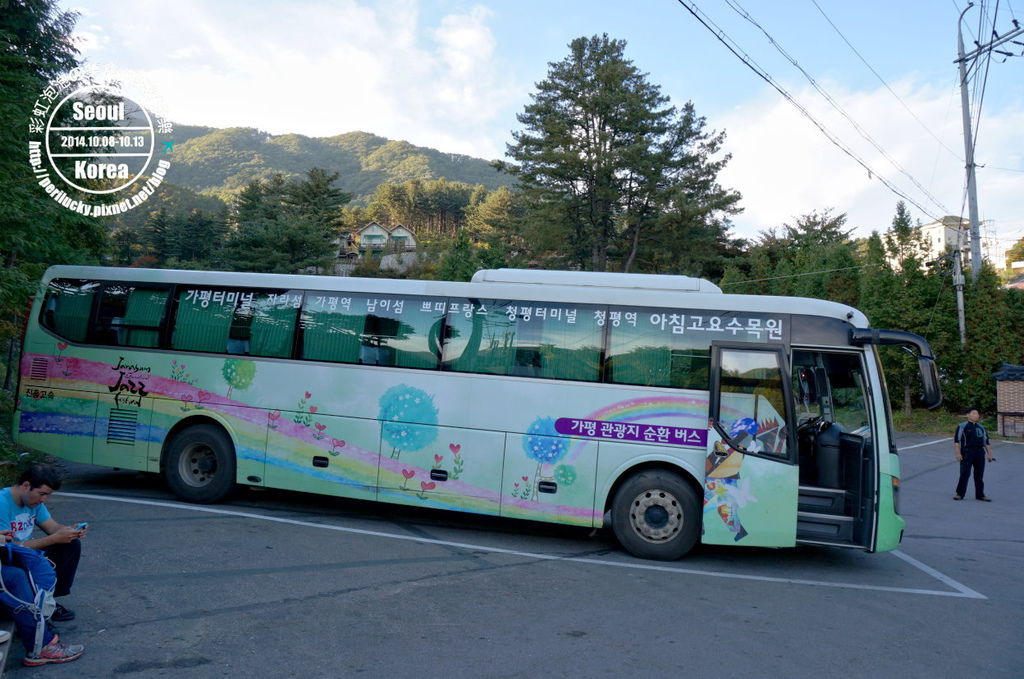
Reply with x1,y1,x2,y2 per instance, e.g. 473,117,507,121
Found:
179,443,217,487
628,489,683,543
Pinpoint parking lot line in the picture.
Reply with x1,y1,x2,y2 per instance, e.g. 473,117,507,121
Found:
63,491,987,600
898,438,947,451
890,550,985,599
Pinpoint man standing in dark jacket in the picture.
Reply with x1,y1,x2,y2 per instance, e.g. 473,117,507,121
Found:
953,408,995,501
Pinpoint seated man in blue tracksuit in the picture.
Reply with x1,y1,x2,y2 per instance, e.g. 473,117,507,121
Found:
0,530,84,666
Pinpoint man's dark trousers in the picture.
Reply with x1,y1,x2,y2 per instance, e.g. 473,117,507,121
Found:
40,539,80,597
956,448,987,499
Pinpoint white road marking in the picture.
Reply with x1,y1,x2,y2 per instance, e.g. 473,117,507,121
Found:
62,491,986,599
898,438,948,451
890,550,986,599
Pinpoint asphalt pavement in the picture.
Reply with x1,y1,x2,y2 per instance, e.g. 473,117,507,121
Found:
3,432,1021,678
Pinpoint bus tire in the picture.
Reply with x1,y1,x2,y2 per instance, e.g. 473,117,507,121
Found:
611,470,699,560
163,424,236,504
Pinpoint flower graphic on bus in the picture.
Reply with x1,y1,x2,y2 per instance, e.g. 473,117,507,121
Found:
522,417,568,500
293,391,316,426
449,443,464,480
379,385,438,460
170,360,197,386
54,342,68,369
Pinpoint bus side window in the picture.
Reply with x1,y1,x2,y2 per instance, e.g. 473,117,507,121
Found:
443,299,601,382
301,292,364,363
363,295,445,370
248,291,301,359
606,306,709,389
42,279,97,343
172,288,235,353
93,284,169,348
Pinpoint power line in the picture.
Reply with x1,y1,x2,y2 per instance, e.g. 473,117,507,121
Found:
722,0,951,215
970,0,999,147
810,0,963,162
674,0,944,222
719,263,873,287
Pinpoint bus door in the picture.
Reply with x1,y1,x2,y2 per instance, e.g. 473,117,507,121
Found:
704,344,798,547
791,350,877,550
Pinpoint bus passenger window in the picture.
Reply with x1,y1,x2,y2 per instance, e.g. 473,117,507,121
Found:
41,279,98,343
94,284,169,348
300,293,444,369
247,291,301,359
172,288,236,353
442,299,602,382
606,307,709,389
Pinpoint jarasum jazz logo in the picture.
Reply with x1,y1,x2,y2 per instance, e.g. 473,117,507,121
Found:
27,68,174,217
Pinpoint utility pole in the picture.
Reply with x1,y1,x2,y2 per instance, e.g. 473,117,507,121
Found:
929,250,968,347
955,3,1024,280
952,250,967,347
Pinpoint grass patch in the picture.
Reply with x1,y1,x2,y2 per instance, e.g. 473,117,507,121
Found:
893,409,999,437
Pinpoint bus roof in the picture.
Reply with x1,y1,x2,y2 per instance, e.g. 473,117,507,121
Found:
41,265,869,327
471,269,723,293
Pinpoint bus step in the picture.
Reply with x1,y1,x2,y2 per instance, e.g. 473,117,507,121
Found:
797,486,848,515
796,511,854,542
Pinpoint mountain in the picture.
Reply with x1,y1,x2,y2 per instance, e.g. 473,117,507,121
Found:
166,127,512,203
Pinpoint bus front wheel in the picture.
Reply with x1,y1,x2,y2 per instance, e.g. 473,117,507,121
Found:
163,424,236,504
611,470,699,560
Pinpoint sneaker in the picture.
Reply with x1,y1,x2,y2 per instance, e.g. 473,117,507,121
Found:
22,635,84,666
978,496,992,502
953,495,963,500
51,603,75,622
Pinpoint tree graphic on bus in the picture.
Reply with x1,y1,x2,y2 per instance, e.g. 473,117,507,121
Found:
522,417,573,501
222,359,256,399
379,384,438,460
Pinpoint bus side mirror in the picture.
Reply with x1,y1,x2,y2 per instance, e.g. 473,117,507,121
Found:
851,328,943,410
918,356,942,410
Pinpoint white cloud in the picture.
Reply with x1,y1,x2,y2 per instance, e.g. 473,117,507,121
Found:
716,79,1024,243
72,0,519,159
72,26,107,53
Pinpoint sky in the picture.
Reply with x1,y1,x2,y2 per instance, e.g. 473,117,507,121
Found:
63,0,1024,252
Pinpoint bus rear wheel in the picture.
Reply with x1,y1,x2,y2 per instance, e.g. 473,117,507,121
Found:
163,424,236,504
611,470,699,560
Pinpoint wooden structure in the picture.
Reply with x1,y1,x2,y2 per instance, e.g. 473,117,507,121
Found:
993,362,1024,437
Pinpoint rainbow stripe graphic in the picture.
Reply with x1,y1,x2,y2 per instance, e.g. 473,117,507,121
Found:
560,395,710,461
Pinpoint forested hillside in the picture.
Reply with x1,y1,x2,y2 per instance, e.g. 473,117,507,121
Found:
168,128,511,202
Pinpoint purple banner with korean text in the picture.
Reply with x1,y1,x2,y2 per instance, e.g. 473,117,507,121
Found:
554,417,708,448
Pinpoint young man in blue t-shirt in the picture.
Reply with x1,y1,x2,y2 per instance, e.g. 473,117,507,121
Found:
0,464,87,622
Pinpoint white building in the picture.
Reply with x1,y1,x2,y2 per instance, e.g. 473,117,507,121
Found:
355,222,417,255
888,216,999,268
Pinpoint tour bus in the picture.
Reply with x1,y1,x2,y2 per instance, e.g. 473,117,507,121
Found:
13,266,941,560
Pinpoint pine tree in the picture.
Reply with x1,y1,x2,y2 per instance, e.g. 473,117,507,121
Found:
502,34,740,272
